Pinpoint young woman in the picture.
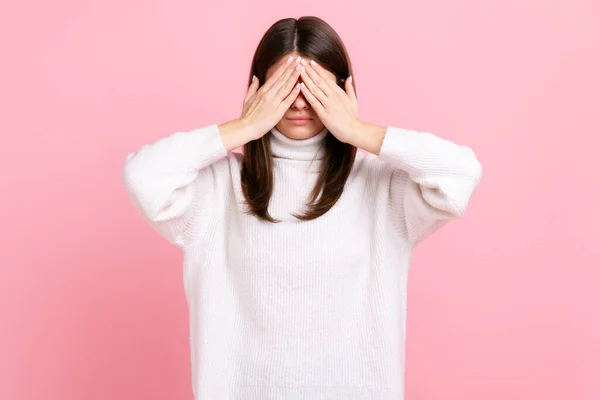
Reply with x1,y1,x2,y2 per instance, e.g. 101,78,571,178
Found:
123,16,482,400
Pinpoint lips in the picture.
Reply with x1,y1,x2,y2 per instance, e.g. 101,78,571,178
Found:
286,117,313,125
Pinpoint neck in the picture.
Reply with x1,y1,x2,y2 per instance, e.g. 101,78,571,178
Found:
269,126,329,161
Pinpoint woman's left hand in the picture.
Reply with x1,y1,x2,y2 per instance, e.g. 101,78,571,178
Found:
299,60,363,145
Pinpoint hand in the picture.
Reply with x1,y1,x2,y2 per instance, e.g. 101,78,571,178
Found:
298,59,363,144
240,57,303,140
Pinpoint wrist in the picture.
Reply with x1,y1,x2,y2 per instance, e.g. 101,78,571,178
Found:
351,121,386,155
218,118,259,151
237,117,262,140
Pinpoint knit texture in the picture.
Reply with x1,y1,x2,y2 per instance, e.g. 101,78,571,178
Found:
122,123,482,399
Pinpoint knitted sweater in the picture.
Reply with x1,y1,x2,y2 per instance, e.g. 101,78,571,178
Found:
122,122,482,399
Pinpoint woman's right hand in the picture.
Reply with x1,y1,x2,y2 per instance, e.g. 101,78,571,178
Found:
241,56,303,140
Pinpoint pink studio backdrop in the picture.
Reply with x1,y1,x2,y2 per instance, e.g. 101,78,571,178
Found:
1,1,598,399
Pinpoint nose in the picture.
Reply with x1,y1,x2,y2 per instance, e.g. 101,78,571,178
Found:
290,87,310,110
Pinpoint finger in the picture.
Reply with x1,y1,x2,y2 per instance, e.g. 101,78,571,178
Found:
246,78,264,116
270,59,300,95
263,55,298,92
345,75,357,103
243,76,262,113
299,82,325,114
299,65,328,105
244,75,259,104
306,59,339,94
327,76,351,99
274,64,302,101
300,60,333,97
281,82,302,108
306,59,330,80
262,56,294,91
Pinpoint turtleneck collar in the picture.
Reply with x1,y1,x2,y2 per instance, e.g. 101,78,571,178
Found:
269,125,329,161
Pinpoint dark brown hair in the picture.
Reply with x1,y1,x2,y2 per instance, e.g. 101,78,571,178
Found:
241,16,357,223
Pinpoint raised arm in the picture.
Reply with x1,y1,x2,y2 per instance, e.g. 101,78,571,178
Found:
122,118,255,247
356,122,483,246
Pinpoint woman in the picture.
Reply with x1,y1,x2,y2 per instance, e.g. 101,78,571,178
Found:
123,16,482,400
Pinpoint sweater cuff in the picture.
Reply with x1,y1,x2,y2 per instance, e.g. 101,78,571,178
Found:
195,123,229,162
377,126,429,174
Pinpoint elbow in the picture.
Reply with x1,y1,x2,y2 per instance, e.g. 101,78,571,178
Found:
450,153,483,218
456,145,482,186
467,147,483,187
441,190,474,219
448,196,470,218
121,151,151,214
413,146,482,220
122,152,141,192
122,147,154,191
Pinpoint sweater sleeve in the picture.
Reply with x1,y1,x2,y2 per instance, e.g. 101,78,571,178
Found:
378,126,483,247
122,123,228,247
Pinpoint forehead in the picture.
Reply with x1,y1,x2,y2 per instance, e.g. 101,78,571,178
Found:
266,53,336,80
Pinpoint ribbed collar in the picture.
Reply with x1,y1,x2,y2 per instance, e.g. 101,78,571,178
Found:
269,125,329,161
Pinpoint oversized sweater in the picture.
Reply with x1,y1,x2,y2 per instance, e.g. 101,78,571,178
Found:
122,122,482,400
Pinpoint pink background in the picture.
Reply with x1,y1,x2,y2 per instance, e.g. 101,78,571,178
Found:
1,1,598,399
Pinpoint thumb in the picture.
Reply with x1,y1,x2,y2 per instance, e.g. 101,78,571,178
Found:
244,75,259,104
345,76,356,102
250,75,260,92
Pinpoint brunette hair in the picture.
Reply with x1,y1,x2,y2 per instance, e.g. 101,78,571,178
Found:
241,16,357,222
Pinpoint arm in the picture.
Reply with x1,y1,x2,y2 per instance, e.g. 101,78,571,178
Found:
353,122,483,246
122,118,255,247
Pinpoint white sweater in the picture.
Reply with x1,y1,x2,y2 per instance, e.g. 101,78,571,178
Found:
122,123,482,400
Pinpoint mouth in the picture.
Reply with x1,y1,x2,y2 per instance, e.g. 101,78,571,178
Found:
286,117,313,125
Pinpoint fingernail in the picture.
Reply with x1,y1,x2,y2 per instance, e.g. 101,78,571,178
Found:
295,64,301,71
287,56,294,63
348,76,352,83
295,56,302,63
252,75,256,82
310,60,317,66
300,59,308,66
